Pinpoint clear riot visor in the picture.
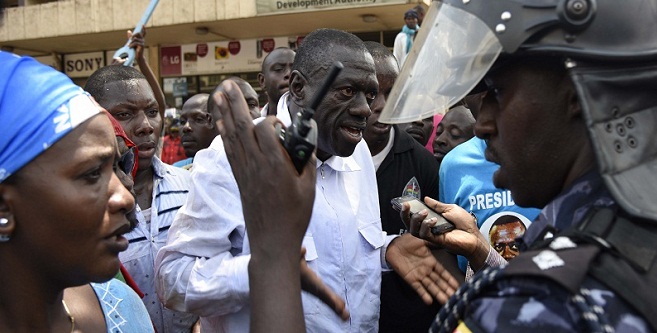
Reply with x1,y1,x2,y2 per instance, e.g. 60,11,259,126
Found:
379,2,503,124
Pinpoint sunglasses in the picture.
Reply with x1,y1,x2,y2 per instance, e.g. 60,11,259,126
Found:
118,146,137,177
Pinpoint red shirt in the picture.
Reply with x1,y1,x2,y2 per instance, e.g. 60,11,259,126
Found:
161,134,187,165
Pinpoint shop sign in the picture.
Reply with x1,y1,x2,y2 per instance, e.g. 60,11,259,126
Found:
256,0,406,14
63,51,105,78
161,46,182,76
169,36,288,76
196,43,209,58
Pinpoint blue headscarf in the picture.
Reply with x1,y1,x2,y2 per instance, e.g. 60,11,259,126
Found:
0,51,101,183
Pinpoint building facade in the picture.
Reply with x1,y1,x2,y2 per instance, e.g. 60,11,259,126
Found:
1,0,427,107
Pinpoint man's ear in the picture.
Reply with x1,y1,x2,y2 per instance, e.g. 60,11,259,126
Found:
289,70,307,102
563,77,582,120
257,72,266,90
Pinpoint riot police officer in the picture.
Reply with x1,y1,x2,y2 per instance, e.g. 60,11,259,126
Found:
385,0,657,332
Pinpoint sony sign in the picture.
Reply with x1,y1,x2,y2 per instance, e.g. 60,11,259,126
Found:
64,51,105,78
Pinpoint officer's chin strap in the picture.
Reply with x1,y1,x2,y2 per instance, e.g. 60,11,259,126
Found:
431,207,657,333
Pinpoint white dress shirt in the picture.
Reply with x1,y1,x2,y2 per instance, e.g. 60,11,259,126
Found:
155,93,394,332
393,32,410,68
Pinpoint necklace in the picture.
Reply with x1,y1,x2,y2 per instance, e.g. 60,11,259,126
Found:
61,300,75,333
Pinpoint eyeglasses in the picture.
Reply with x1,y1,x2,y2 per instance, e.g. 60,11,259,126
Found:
118,146,136,177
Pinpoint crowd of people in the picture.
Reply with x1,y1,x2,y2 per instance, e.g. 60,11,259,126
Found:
1,0,656,332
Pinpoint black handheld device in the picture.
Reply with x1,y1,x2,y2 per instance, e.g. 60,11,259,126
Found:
278,62,343,173
391,196,455,235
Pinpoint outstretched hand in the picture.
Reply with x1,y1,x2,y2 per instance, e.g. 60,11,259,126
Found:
385,233,460,305
405,197,491,271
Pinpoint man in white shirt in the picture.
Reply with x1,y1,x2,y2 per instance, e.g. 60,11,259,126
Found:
155,28,457,333
393,9,420,68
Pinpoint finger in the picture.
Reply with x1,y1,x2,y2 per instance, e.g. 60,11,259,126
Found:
222,80,255,135
129,37,145,46
410,280,434,305
440,265,461,291
424,197,448,214
400,202,410,230
252,118,317,190
300,152,317,182
300,263,350,321
126,30,132,38
403,203,418,235
130,30,143,40
213,92,231,136
427,273,454,302
213,87,248,177
253,117,290,167
128,41,144,50
409,208,429,237
215,80,253,138
297,151,317,208
215,118,225,135
418,218,439,242
222,81,261,175
422,263,458,305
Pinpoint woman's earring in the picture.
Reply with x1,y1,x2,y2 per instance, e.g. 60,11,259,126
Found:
0,217,11,242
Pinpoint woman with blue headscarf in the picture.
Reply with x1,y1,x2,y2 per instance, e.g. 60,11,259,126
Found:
0,51,152,332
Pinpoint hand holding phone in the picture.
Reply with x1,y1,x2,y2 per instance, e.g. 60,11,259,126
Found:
391,196,455,235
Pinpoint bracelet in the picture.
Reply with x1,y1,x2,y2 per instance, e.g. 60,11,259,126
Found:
469,211,478,225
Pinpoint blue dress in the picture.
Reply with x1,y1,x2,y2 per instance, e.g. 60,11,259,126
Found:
90,279,154,333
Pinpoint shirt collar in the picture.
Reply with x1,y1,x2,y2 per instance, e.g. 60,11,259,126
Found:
260,104,268,118
276,92,293,127
371,127,395,170
316,153,362,173
151,155,168,179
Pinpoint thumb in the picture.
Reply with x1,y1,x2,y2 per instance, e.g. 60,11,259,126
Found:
424,197,446,213
300,153,317,182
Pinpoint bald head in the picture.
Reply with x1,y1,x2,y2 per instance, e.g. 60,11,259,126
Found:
228,77,260,119
180,93,216,157
258,47,295,108
208,77,261,122
432,105,475,162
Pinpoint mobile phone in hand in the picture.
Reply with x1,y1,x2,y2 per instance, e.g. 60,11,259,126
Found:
391,196,455,235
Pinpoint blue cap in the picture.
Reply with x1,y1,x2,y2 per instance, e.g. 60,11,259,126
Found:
404,9,419,19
